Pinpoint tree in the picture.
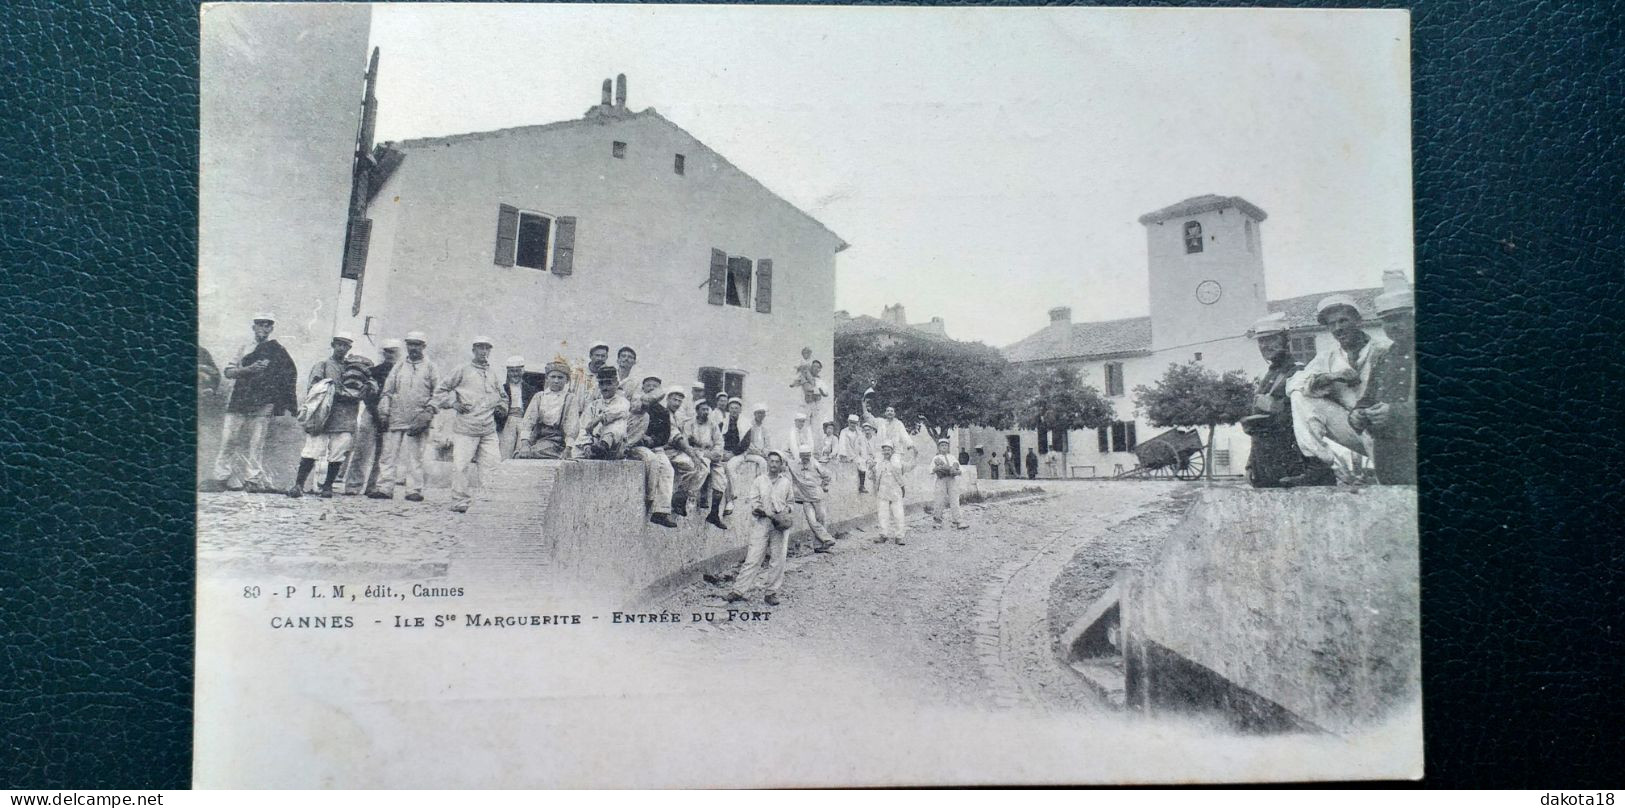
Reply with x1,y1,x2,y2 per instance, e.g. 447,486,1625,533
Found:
1132,361,1254,481
1017,367,1116,461
833,333,1018,442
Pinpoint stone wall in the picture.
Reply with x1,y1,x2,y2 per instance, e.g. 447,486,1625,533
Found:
535,456,976,604
1121,485,1419,735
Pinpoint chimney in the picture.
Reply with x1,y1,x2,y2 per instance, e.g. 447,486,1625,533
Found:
615,74,627,107
1048,306,1072,325
600,78,612,106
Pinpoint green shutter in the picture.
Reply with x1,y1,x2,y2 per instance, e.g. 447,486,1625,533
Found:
552,216,576,276
707,249,727,306
755,258,773,313
494,204,518,267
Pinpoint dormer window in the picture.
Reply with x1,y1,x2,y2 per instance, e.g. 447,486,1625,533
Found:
1184,221,1203,254
674,154,686,175
612,141,627,159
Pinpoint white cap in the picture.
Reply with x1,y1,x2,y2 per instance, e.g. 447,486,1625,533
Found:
332,331,355,344
403,330,428,344
472,335,494,346
847,414,859,422
1315,294,1362,324
663,385,687,398
505,355,526,368
1373,269,1414,314
794,412,808,421
382,338,404,351
939,438,953,446
1250,312,1290,337
589,340,610,353
252,312,276,323
752,402,769,413
880,439,895,448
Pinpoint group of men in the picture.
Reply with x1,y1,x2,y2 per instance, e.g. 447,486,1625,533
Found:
1243,274,1416,487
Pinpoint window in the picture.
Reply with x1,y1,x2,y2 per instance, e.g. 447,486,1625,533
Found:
493,204,576,275
1289,333,1317,366
1104,362,1125,397
698,367,747,403
726,256,752,306
1051,430,1068,452
1245,219,1257,253
707,249,774,313
674,154,686,175
1100,421,1137,453
1184,220,1203,254
1214,449,1232,468
1194,352,1203,361
612,141,627,158
514,212,552,270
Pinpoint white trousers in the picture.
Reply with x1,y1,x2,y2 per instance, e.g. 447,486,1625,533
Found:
933,475,964,526
876,496,907,539
800,499,834,544
378,430,427,495
450,432,501,507
664,448,707,505
731,516,789,598
1290,392,1373,483
628,446,675,515
211,403,273,485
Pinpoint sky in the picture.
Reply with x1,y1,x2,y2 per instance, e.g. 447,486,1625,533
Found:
368,5,1412,348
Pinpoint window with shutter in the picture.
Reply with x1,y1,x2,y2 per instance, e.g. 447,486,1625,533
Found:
551,216,576,276
1289,334,1317,366
1126,422,1137,450
726,256,753,307
494,204,518,267
1184,221,1204,254
1053,430,1067,452
1097,426,1110,453
755,259,773,313
341,217,372,280
1110,422,1126,452
1104,362,1125,397
515,212,552,270
724,372,746,400
707,249,728,306
1037,430,1050,454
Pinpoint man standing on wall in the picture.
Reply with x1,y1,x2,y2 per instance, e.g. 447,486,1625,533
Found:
435,336,505,514
725,450,796,607
202,312,297,493
374,331,439,501
289,332,374,499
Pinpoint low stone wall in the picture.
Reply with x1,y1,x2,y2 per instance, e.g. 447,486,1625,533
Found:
1121,485,1419,735
537,456,976,604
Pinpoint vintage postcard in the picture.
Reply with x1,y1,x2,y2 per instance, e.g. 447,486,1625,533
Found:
194,3,1419,787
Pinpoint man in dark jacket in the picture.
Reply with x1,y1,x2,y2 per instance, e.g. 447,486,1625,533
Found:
201,312,298,493
1025,448,1039,480
289,332,376,499
1350,276,1416,484
1242,313,1335,488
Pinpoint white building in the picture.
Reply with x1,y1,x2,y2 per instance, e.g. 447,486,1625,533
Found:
339,76,848,427
985,194,1391,478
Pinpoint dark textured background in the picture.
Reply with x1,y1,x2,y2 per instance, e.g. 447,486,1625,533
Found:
2,0,1621,789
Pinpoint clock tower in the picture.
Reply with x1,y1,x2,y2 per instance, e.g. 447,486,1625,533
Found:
1139,195,1269,352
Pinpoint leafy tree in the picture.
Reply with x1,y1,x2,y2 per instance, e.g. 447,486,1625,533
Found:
1016,367,1117,458
833,333,1018,442
1132,361,1254,480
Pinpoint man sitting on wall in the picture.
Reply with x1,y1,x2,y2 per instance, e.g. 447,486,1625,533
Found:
685,399,730,529
575,366,631,460
1286,295,1392,484
835,413,869,493
1348,274,1416,485
624,375,679,528
724,402,773,518
658,387,707,518
496,355,541,459
1242,313,1335,488
514,361,578,460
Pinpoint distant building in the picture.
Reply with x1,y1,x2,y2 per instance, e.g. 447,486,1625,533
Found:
338,75,847,426
987,194,1395,478
834,304,950,348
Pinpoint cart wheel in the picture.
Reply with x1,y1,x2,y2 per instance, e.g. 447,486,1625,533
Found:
1176,448,1206,481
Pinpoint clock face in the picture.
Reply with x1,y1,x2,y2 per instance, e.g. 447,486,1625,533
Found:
1196,280,1223,305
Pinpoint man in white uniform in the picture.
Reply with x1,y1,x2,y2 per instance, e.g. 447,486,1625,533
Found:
1286,294,1392,484
434,336,505,513
725,450,796,606
930,436,969,529
870,439,911,545
374,331,439,501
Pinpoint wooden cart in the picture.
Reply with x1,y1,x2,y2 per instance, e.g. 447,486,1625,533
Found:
1112,427,1207,481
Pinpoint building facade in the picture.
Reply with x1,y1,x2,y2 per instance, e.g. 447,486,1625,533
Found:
992,195,1391,478
339,78,847,431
